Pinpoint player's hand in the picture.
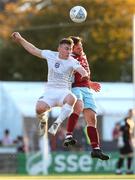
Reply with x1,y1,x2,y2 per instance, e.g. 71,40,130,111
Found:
11,32,22,42
89,81,101,92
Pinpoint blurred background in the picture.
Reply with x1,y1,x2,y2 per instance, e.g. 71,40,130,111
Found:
0,0,135,176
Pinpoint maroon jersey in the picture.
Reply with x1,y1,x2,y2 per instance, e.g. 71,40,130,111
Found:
72,53,90,88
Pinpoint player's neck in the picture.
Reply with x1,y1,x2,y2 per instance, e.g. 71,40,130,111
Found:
58,54,68,60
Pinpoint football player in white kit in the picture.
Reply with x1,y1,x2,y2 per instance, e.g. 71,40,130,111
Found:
11,32,88,136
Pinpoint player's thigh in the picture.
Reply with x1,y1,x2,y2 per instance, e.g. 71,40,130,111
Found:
36,88,56,113
73,100,84,115
82,88,97,113
83,108,97,127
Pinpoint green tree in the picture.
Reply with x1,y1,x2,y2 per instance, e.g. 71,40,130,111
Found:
0,0,135,81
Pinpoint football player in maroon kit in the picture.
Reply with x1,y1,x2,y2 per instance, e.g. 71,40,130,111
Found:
63,36,109,160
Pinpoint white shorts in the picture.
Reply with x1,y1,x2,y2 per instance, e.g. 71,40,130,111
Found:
38,87,75,107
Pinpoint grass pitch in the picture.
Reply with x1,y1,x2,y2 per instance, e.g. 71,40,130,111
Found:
0,175,135,180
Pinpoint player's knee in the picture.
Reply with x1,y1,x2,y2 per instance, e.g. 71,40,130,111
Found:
64,94,77,106
36,106,45,115
36,102,49,115
87,117,97,127
72,95,77,105
68,94,76,105
74,108,82,115
84,109,97,126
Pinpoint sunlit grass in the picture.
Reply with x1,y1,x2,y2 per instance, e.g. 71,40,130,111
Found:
0,174,135,180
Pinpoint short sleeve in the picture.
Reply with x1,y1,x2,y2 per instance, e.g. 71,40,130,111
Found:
41,50,52,60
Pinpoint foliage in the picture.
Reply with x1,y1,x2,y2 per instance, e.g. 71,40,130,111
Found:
0,0,135,81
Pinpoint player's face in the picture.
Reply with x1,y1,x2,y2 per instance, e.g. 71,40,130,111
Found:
58,44,72,59
73,42,83,56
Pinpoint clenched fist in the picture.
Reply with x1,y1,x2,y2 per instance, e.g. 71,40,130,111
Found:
11,32,22,42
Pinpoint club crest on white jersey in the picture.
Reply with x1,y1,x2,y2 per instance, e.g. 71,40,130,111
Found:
41,50,82,89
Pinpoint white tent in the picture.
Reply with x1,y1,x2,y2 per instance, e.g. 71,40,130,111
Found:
0,81,44,139
0,81,134,140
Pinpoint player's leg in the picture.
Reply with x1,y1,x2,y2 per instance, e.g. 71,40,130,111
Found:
37,87,60,136
116,157,124,174
126,147,133,174
83,87,109,160
63,87,83,147
126,154,133,174
116,153,124,174
48,92,76,135
36,100,50,136
83,108,109,160
63,100,83,147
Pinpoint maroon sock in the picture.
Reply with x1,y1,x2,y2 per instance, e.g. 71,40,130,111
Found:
66,113,79,135
87,126,100,149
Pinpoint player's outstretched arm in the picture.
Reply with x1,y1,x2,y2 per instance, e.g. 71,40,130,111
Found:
11,32,42,58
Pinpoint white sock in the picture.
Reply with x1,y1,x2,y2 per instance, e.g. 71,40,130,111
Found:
55,103,73,124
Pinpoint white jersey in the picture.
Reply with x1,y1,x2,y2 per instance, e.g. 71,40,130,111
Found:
41,50,82,89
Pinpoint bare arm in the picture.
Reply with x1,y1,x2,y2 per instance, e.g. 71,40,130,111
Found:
11,32,42,58
75,66,89,79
